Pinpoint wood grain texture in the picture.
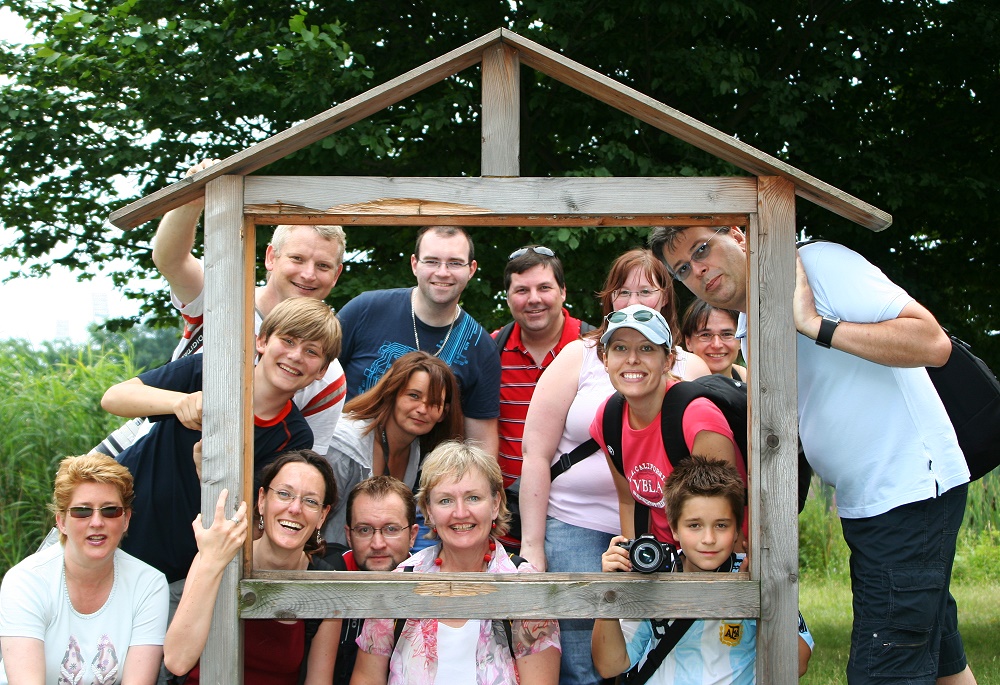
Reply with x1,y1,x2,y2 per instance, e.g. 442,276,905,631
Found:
481,43,520,176
499,29,891,231
108,30,503,229
239,573,760,620
747,177,800,685
242,176,759,215
201,177,250,683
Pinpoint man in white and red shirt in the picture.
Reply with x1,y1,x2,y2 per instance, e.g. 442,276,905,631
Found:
492,246,592,550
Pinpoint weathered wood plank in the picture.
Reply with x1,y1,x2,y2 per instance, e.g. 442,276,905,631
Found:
500,29,891,231
240,574,760,620
247,213,748,227
242,176,759,215
201,176,251,684
108,31,504,229
748,178,800,684
481,43,520,176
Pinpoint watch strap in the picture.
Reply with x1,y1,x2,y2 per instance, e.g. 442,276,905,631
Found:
816,316,840,349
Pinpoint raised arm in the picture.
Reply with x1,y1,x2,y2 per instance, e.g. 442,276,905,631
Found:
102,378,204,431
163,490,247,676
151,159,220,306
793,252,951,368
519,340,584,570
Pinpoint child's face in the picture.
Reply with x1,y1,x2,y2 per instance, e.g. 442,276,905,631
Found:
255,332,330,392
674,495,738,572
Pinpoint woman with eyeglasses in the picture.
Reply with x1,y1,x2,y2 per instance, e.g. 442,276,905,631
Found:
680,299,747,381
0,453,169,684
164,449,341,684
518,248,708,685
592,305,744,547
322,351,464,548
351,440,560,685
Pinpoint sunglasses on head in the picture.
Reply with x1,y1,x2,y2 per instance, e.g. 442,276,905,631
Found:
67,506,126,519
508,246,556,261
606,309,657,324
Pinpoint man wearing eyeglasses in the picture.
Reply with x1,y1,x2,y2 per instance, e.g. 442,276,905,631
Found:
491,245,593,551
337,226,501,456
650,226,974,685
330,476,418,684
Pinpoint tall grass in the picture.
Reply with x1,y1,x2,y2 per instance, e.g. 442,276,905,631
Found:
0,340,138,574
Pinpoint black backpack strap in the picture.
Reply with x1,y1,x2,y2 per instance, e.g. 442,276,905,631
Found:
600,392,651,536
659,376,749,472
549,438,599,481
621,618,696,685
493,322,516,350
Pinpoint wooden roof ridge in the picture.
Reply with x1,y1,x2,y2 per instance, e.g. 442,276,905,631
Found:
109,27,890,231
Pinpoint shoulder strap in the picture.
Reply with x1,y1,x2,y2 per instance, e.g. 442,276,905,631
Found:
622,618,696,685
579,320,596,335
494,322,516,350
549,438,599,481
600,392,651,536
659,376,749,473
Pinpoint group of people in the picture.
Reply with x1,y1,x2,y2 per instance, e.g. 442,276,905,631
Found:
0,158,977,685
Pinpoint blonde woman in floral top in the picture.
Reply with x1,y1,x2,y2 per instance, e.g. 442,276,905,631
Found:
351,440,560,685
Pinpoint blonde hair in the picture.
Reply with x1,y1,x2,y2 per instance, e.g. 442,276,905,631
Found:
50,453,135,544
258,298,342,364
270,224,346,265
416,440,510,539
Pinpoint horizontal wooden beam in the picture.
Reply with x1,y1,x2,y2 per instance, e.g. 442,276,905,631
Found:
248,213,748,227
500,29,891,231
108,31,504,229
240,572,760,620
242,176,758,217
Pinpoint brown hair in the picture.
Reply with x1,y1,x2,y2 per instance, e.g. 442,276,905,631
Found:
257,298,342,365
664,455,745,531
343,351,464,453
414,226,474,262
346,475,417,528
416,440,511,539
504,245,565,291
256,449,337,558
51,453,135,544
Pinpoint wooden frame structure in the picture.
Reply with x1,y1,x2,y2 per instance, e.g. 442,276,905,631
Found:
111,28,890,684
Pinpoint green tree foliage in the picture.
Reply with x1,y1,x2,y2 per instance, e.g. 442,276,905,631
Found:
1,1,997,356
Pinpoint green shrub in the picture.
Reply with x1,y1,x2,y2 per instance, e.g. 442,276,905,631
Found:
798,477,850,578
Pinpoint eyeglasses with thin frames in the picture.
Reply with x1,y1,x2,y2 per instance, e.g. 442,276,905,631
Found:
612,287,660,302
667,227,731,282
350,524,406,539
67,506,125,519
694,332,737,343
417,258,471,270
267,487,323,512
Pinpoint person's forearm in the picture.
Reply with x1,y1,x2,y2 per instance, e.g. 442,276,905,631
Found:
799,315,951,367
163,556,226,675
591,619,629,678
152,203,205,305
517,451,552,570
101,380,189,419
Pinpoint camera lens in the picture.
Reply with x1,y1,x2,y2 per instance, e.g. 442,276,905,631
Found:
630,539,664,573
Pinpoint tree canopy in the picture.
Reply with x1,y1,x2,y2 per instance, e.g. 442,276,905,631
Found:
1,1,997,361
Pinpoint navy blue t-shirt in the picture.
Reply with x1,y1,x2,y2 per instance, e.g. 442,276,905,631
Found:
336,288,500,419
117,355,312,582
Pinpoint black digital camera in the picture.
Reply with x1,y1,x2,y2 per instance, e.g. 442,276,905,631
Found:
618,534,679,573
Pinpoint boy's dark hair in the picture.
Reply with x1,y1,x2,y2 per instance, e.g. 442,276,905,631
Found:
258,298,341,364
504,245,565,291
414,225,474,262
664,455,745,531
346,475,417,528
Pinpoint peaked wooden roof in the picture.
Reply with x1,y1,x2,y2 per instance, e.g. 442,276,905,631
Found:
110,28,890,231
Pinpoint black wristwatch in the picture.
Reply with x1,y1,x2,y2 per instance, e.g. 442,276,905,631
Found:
815,315,841,349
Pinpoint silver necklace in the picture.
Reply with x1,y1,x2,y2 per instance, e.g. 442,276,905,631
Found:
411,289,459,357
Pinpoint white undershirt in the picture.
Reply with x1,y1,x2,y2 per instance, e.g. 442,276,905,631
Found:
434,619,481,684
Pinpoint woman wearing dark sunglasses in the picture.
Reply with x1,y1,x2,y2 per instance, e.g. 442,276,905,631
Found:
0,453,169,684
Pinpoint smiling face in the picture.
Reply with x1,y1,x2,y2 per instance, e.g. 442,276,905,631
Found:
264,226,343,302
56,482,130,567
685,309,741,376
612,266,668,313
674,495,739,573
424,468,500,555
347,492,418,571
659,227,748,312
506,263,567,336
410,231,477,309
387,370,447,439
257,462,330,552
603,327,673,405
255,331,331,394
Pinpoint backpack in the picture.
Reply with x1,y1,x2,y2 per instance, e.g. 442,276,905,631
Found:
926,333,1000,481
600,375,812,536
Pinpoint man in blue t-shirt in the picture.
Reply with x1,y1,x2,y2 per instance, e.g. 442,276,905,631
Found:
101,298,341,583
337,226,501,457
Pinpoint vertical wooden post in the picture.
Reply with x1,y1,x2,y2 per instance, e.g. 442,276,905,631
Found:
481,43,520,176
747,177,799,683
201,176,252,683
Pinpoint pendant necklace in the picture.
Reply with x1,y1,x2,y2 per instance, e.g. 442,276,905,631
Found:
411,288,459,357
